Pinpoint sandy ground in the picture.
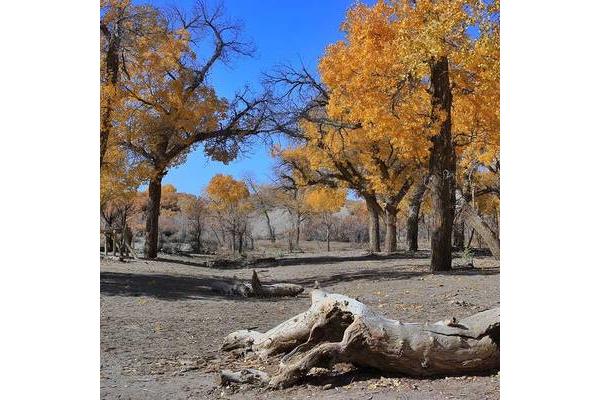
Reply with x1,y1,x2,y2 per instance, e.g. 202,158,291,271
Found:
100,247,499,399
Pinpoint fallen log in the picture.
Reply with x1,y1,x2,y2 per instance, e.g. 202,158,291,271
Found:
222,289,499,389
211,270,304,298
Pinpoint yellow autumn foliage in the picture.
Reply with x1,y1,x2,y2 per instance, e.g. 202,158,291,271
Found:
305,187,346,215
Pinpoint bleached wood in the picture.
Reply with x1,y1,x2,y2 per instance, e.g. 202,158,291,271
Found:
222,289,499,388
211,270,304,298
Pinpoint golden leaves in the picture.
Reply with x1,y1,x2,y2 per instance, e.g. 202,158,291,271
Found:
206,174,251,209
305,187,346,214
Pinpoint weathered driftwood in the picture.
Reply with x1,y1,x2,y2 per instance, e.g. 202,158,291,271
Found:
211,270,304,298
222,289,499,388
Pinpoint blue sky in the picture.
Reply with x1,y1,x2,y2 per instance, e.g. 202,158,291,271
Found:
141,0,372,196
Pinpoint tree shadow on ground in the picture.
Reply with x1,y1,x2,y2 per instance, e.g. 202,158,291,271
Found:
101,265,498,301
153,257,214,268
281,266,499,288
100,271,301,302
273,250,432,267
150,256,279,270
143,251,432,271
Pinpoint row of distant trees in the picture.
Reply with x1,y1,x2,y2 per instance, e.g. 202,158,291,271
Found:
101,175,347,255
101,172,499,256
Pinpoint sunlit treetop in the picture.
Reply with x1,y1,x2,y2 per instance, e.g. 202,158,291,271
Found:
318,0,499,169
205,174,251,209
304,186,347,214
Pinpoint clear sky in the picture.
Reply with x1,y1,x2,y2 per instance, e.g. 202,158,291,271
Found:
141,0,374,196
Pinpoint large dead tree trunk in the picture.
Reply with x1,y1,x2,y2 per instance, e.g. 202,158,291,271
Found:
365,196,381,253
222,290,499,389
406,181,426,252
428,56,456,272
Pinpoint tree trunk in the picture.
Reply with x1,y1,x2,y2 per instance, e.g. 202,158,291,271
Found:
453,218,465,250
112,230,117,256
383,203,397,253
288,230,293,252
326,223,331,252
467,228,475,248
428,57,456,272
365,197,381,252
295,212,301,250
264,210,276,242
144,175,163,259
462,203,500,259
222,290,499,389
406,181,426,252
100,28,120,168
195,223,202,253
238,231,244,254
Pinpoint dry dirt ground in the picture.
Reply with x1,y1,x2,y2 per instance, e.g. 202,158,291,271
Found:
101,246,499,400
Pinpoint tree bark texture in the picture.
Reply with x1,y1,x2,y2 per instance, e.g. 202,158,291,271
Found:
428,57,456,272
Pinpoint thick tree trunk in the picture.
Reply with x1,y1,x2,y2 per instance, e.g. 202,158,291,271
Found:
100,28,120,168
453,218,465,250
105,232,113,253
365,197,381,252
406,181,426,252
383,204,397,253
428,57,456,272
222,290,499,389
144,175,163,259
462,203,500,259
238,231,244,254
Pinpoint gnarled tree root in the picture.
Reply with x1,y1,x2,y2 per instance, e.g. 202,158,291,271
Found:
221,289,499,389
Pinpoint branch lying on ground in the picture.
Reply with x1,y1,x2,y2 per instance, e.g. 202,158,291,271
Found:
211,270,304,298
